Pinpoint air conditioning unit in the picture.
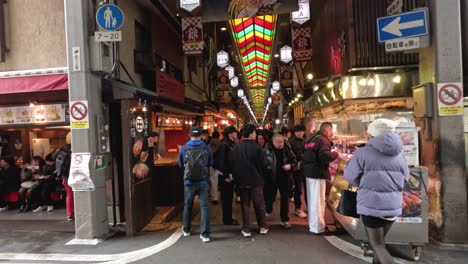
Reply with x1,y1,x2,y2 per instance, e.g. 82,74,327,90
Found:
89,37,114,73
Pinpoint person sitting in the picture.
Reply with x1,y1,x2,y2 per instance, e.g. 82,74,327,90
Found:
0,156,21,212
32,153,57,213
18,156,45,213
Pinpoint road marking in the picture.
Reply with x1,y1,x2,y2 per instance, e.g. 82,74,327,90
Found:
325,236,413,264
0,228,182,263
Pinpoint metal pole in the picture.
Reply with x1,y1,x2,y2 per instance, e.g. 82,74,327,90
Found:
64,0,109,242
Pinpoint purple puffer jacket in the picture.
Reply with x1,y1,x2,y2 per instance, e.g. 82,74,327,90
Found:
344,133,409,217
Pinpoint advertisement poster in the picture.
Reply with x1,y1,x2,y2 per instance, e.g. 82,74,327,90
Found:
397,169,423,223
395,127,419,167
292,27,312,62
131,110,151,183
0,104,66,126
202,0,299,22
182,17,204,55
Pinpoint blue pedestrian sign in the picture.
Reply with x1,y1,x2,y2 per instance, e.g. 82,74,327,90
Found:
96,4,124,31
377,9,428,43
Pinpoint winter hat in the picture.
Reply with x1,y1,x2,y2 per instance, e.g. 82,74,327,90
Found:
223,126,238,137
189,126,202,137
367,118,400,137
241,124,257,138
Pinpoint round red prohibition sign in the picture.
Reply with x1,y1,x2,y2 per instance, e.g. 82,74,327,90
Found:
73,155,83,165
439,84,462,106
70,102,88,121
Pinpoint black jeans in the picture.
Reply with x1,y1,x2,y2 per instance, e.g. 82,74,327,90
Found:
220,180,235,224
0,182,6,207
38,181,54,206
239,186,267,232
264,175,290,222
293,171,307,210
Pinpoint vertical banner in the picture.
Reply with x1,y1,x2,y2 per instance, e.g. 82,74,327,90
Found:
216,69,231,104
182,17,204,55
292,27,312,62
280,63,293,89
131,109,151,183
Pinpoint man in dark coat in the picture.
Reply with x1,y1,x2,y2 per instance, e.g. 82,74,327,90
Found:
231,124,269,237
302,121,339,234
214,126,239,225
289,124,307,218
264,134,297,229
0,156,20,211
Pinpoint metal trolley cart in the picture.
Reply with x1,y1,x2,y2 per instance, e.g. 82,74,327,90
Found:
328,161,428,261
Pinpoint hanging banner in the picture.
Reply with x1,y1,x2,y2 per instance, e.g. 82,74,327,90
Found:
202,0,299,22
180,0,201,13
182,17,204,55
130,109,151,184
156,71,185,102
292,0,310,25
217,68,230,90
292,27,312,62
217,51,229,68
280,63,293,88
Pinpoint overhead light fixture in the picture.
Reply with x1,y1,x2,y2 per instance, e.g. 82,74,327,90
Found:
307,73,314,80
274,53,279,58
327,81,334,88
367,78,375,86
220,26,227,31
393,75,401,84
313,85,320,92
275,119,281,125
359,78,367,86
29,102,35,108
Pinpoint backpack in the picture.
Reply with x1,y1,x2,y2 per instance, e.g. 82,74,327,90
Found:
55,148,71,179
184,147,209,181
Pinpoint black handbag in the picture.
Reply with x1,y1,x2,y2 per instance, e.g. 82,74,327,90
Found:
336,185,360,218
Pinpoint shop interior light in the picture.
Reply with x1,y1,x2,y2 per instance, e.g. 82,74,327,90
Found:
275,119,281,125
313,85,320,92
165,119,170,124
307,73,314,80
393,75,401,84
29,102,35,108
367,78,375,86
220,26,227,31
327,81,334,88
176,120,181,124
189,121,193,125
274,53,279,58
359,78,367,86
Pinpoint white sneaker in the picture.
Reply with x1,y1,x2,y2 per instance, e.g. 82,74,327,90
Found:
265,212,271,217
295,209,307,218
281,221,292,229
289,197,294,203
236,196,241,202
200,235,210,243
259,227,269,235
47,205,54,212
183,231,191,237
0,206,8,212
241,230,252,237
33,206,46,213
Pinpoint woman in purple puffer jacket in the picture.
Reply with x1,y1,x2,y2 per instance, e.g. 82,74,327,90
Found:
344,118,409,264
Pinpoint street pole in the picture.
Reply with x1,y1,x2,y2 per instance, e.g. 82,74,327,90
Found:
419,0,468,244
64,0,109,243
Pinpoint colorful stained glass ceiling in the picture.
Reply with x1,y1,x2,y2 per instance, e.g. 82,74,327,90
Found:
230,15,277,117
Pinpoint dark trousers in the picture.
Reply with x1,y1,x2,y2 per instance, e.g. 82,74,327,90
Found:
239,186,267,232
38,182,54,206
293,171,307,210
220,181,235,224
264,175,290,222
0,183,6,207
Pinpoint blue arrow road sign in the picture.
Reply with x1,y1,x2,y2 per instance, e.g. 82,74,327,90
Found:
96,4,124,31
377,9,428,43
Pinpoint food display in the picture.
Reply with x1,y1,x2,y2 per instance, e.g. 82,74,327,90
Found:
398,171,424,223
0,104,66,125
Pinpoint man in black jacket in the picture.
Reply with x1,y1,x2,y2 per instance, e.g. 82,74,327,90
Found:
231,124,269,237
214,125,239,225
289,124,307,218
264,134,297,229
302,121,338,234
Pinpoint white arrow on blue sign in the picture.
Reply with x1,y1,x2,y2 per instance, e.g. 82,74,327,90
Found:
377,9,428,43
96,4,124,31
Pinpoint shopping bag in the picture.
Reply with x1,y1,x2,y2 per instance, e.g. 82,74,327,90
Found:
336,185,359,218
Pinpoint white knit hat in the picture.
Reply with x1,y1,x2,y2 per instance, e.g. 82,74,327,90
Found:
367,118,400,137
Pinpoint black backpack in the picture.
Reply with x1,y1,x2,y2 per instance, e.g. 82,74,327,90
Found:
55,149,71,179
184,147,209,181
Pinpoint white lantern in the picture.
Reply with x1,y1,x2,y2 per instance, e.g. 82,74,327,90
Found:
217,51,229,68
268,97,272,104
272,81,280,92
237,88,244,98
292,0,311,25
230,76,239,87
225,65,235,79
180,0,201,12
280,45,293,63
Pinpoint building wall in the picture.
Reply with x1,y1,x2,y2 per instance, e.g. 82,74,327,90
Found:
0,0,66,71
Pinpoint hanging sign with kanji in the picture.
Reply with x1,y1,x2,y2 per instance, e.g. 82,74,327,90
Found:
217,68,230,90
292,0,310,25
182,17,204,55
180,0,201,13
292,27,312,62
280,63,293,88
217,51,229,68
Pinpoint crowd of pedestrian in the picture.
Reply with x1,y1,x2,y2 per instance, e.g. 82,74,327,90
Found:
178,116,408,264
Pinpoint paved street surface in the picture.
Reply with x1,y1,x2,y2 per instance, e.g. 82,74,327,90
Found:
0,198,467,263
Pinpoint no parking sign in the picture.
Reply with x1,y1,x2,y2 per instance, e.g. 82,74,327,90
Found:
437,83,463,116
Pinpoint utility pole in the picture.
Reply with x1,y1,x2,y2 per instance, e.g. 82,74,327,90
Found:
64,0,109,243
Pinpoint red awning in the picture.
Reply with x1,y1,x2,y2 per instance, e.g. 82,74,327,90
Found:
0,74,68,94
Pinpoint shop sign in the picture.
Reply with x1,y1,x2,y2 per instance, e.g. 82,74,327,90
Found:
272,81,280,92
202,0,299,22
230,76,239,88
0,104,66,126
94,155,106,171
437,82,463,116
280,45,293,63
291,0,310,25
180,0,201,13
156,71,185,102
225,65,235,79
182,17,204,55
70,101,89,129
292,27,312,62
280,64,293,88
387,0,403,16
217,51,229,68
